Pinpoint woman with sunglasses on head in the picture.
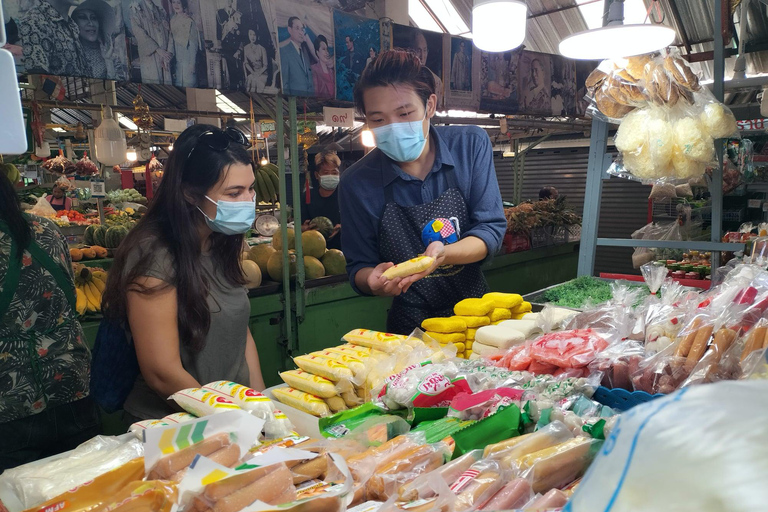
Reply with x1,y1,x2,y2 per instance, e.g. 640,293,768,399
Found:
102,125,265,422
338,50,506,335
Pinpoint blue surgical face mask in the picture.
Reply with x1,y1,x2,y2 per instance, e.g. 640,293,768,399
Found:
319,175,340,190
371,106,428,163
198,195,256,235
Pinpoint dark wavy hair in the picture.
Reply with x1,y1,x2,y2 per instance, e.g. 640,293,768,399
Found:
0,170,30,262
102,124,250,351
353,49,436,115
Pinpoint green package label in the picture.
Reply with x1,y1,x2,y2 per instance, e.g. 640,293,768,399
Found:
450,404,522,459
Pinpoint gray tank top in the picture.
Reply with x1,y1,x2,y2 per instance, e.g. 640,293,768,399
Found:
122,240,251,420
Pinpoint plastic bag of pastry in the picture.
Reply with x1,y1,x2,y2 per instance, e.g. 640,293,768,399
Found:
589,338,645,391
533,304,578,334
202,381,277,419
365,441,451,501
486,420,574,464
177,446,354,512
643,280,696,354
0,435,144,511
395,450,483,503
170,387,242,416
345,432,428,482
516,436,602,494
449,459,508,512
144,410,264,482
648,182,677,201
681,323,740,387
15,459,145,512
93,481,178,512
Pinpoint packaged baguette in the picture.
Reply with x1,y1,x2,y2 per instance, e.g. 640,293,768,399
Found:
342,329,408,353
202,381,276,418
170,388,242,417
272,386,332,417
294,353,355,382
280,370,338,399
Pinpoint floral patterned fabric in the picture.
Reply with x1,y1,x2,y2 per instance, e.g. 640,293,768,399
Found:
19,1,90,77
0,216,90,423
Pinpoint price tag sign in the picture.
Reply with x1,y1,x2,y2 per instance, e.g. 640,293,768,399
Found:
90,179,106,198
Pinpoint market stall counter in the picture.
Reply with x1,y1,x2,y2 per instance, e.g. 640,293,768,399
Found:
79,243,579,380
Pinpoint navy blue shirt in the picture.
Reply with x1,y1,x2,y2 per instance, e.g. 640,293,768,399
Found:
339,125,506,295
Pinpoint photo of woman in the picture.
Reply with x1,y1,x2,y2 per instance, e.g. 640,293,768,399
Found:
168,0,201,87
70,0,128,80
311,34,334,98
243,28,269,92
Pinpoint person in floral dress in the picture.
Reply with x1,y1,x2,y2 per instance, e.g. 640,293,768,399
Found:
0,167,97,470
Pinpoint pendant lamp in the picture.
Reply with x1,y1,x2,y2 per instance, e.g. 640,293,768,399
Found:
559,0,675,60
472,0,527,52
94,106,128,166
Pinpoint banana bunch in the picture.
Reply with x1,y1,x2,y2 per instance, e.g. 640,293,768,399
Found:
73,264,107,316
255,163,280,204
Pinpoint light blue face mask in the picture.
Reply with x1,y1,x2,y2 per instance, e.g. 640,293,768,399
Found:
198,195,256,235
371,106,428,163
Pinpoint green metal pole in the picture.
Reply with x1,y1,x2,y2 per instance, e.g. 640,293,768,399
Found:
276,94,292,354
289,97,306,340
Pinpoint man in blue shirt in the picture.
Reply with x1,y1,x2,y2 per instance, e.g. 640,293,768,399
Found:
280,16,314,96
339,49,506,334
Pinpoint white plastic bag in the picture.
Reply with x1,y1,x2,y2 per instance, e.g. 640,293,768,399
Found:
28,195,57,217
566,380,768,512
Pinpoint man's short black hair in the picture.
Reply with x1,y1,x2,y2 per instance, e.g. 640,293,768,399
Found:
539,186,558,199
287,16,300,28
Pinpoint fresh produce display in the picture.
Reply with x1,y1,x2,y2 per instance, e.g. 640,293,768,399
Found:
105,187,147,205
256,227,347,284
73,264,107,315
255,163,281,203
534,275,649,309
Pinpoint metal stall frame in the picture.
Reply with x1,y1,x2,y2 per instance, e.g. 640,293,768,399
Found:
578,0,745,280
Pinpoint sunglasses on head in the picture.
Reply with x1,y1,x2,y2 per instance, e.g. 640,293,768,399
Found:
185,127,249,162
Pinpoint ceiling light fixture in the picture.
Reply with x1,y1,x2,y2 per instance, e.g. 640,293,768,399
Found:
126,148,137,162
472,0,527,53
168,144,174,152
559,0,675,59
260,157,268,166
361,129,375,148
